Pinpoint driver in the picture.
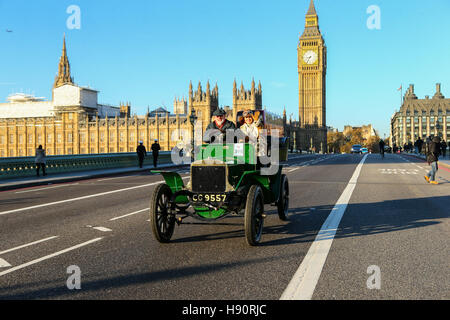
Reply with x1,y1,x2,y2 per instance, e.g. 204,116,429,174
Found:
203,108,236,143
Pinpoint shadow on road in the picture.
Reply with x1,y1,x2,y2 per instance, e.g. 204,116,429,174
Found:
0,194,447,299
0,252,296,300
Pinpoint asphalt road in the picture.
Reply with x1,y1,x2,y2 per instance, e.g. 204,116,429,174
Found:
0,153,448,300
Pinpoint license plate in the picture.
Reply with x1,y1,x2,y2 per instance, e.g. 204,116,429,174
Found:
191,194,226,203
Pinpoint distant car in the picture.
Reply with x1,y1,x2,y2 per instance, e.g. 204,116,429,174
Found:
351,144,362,154
384,146,392,153
361,147,368,154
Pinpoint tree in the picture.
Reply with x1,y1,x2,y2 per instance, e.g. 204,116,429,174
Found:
327,131,344,153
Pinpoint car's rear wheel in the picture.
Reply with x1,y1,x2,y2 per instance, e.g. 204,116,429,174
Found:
244,185,264,246
277,174,290,221
150,184,175,243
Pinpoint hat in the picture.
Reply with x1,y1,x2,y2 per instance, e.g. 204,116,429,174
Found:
243,110,254,117
213,108,226,117
154,139,158,142
139,141,143,144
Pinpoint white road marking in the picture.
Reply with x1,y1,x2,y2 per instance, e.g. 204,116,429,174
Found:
0,177,187,217
92,227,112,232
97,176,137,182
0,258,12,268
281,154,368,300
109,208,149,221
15,184,78,194
0,238,103,277
0,236,59,255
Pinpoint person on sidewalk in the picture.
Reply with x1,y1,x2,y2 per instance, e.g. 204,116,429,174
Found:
151,139,161,168
416,137,424,154
136,141,147,168
379,139,385,158
35,145,46,177
424,136,441,185
441,139,447,158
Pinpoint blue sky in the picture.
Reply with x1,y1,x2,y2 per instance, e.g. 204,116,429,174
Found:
0,0,449,137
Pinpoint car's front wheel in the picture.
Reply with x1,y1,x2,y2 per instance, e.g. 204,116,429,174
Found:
149,184,175,243
277,174,290,221
244,185,264,246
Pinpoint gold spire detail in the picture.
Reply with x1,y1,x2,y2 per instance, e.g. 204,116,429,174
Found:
53,34,74,89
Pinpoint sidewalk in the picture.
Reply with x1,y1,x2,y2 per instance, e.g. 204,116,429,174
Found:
401,152,450,170
0,162,188,192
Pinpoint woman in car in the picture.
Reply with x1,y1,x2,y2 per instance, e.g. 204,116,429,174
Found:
240,110,266,156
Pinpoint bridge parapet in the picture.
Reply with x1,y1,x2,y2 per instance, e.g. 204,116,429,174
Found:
0,152,173,180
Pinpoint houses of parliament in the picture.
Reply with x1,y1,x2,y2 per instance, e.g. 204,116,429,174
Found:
0,0,326,157
0,36,274,158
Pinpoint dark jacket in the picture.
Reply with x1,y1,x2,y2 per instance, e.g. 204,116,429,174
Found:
203,120,236,143
427,137,441,164
136,144,147,158
151,143,161,154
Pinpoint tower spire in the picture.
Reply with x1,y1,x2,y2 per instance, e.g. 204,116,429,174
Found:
54,34,74,89
306,0,317,16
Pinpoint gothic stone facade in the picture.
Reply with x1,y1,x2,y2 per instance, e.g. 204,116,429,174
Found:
390,83,450,147
0,37,279,157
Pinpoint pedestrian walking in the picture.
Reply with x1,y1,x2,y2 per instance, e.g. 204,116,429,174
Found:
35,145,46,177
416,137,424,154
424,136,441,185
151,139,161,168
379,139,385,158
441,139,447,158
136,141,147,168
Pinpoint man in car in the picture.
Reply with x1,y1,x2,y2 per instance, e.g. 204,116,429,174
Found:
203,108,236,143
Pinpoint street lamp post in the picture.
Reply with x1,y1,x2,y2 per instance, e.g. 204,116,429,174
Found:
189,107,197,162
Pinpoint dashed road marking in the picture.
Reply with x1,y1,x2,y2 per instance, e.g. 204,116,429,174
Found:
109,208,149,221
0,258,12,268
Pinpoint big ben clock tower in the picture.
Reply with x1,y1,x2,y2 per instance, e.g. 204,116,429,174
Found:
298,0,327,152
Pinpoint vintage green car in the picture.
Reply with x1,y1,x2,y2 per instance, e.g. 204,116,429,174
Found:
149,114,289,246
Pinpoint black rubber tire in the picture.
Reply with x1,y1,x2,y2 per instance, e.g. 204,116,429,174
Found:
277,174,290,221
149,184,175,243
244,185,264,246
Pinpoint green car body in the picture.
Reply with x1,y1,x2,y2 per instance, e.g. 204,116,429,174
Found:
150,141,289,245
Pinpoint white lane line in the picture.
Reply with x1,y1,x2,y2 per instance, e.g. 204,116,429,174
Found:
92,227,112,232
0,176,190,217
0,238,103,277
1,179,169,217
0,258,12,268
288,167,300,173
15,184,79,194
97,176,138,182
0,236,59,255
109,208,149,221
281,154,368,300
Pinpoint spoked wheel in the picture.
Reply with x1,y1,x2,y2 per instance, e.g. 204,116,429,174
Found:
149,184,175,243
244,185,264,246
277,174,290,221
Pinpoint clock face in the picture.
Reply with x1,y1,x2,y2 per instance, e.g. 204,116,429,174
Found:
303,50,318,64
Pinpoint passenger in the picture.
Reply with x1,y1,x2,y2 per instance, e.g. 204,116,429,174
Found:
203,108,236,143
240,109,266,156
240,110,260,142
